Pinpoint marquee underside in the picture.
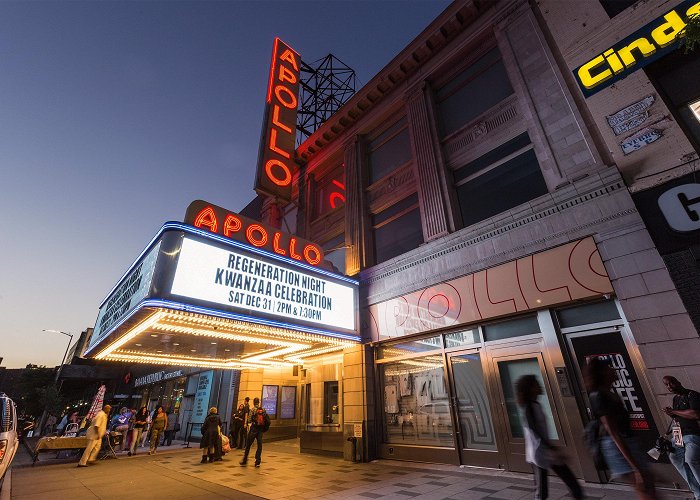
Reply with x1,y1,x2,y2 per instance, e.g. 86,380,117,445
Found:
92,305,358,369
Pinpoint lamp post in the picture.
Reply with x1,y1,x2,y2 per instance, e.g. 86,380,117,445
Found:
43,329,74,384
38,329,74,436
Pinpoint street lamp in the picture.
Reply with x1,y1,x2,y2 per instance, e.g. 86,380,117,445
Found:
43,329,74,384
37,329,74,436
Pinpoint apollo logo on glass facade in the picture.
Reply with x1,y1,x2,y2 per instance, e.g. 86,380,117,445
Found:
574,0,700,97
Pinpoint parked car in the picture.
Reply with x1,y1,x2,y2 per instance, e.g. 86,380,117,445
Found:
0,393,19,483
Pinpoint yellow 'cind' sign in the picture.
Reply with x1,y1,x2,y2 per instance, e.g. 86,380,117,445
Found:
575,0,700,97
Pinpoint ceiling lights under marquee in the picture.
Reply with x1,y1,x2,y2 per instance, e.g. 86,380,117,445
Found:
93,307,357,370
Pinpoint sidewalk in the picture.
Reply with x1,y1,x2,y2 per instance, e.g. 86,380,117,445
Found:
8,439,694,499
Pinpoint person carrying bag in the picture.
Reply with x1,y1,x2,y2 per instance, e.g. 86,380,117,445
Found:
517,375,583,500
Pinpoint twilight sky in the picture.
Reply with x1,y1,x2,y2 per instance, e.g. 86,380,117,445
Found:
0,0,450,369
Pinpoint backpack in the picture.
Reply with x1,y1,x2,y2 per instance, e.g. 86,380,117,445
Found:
253,407,270,432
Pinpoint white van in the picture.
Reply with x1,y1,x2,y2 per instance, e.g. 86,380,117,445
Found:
0,393,19,483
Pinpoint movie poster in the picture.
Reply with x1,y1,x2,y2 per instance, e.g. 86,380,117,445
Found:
571,332,658,451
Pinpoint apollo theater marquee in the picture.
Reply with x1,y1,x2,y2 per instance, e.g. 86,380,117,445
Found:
85,39,360,369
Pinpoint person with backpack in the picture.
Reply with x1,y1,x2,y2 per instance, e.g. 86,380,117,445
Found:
662,375,700,500
516,375,583,500
240,397,270,467
585,357,656,500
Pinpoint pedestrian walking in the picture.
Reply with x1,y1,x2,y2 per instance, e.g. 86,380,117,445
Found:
231,404,245,449
128,406,148,456
141,410,152,447
78,405,111,467
162,409,177,447
149,405,167,455
585,357,656,499
662,375,700,500
516,375,582,499
200,407,222,464
240,397,270,467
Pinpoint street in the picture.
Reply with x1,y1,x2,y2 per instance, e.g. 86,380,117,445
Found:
5,440,693,499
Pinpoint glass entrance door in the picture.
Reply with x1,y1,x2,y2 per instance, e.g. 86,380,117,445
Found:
447,350,500,468
489,342,564,472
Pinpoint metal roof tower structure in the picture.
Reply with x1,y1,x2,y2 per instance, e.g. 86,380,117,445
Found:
297,54,356,145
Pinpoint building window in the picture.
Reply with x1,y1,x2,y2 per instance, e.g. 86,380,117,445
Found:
645,49,700,153
381,355,454,448
435,47,513,138
368,117,412,184
598,0,637,18
372,194,423,264
453,133,548,228
323,381,339,424
322,233,346,275
313,166,345,219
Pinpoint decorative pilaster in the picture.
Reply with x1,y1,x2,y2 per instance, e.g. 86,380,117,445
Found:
344,136,366,276
261,196,282,229
406,83,454,241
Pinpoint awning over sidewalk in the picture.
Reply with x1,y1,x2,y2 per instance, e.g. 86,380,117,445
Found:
83,223,359,369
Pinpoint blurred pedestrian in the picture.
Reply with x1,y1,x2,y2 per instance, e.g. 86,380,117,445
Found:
662,375,700,500
149,405,167,455
231,403,245,449
200,407,222,464
240,397,269,467
517,375,582,500
162,409,177,447
141,410,152,447
78,405,111,467
111,407,131,451
129,406,148,456
585,357,656,499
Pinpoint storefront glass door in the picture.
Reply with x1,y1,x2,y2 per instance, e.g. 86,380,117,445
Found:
447,350,500,467
490,343,563,472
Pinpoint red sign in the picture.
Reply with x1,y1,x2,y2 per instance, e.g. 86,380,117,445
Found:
255,38,301,201
184,200,324,267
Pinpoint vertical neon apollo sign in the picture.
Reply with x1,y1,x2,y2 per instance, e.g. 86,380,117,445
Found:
255,38,301,201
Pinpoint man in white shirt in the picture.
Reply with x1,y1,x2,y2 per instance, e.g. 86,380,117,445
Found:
78,405,111,467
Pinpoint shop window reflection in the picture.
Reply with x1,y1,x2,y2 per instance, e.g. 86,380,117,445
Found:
382,355,454,448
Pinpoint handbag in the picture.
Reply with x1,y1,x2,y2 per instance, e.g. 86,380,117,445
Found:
648,421,675,460
221,434,231,453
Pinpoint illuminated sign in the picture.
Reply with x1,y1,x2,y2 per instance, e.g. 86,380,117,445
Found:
134,369,184,387
89,241,161,348
255,38,301,201
171,237,356,331
84,223,359,369
184,200,323,267
574,0,700,97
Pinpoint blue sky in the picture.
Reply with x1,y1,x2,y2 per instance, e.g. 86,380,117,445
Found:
0,0,450,368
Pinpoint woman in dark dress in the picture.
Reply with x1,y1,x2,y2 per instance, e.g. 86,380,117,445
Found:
585,357,656,499
200,407,222,464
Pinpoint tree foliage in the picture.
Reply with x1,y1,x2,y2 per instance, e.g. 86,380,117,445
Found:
12,366,55,417
682,15,700,53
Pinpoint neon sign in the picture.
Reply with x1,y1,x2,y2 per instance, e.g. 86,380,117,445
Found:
255,38,301,201
574,0,700,97
184,200,324,267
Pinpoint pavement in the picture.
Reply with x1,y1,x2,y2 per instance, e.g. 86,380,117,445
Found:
5,439,695,499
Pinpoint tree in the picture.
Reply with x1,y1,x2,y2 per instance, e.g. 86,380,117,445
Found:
12,365,55,417
682,15,700,53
